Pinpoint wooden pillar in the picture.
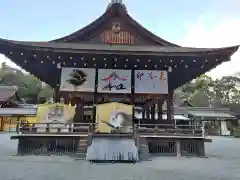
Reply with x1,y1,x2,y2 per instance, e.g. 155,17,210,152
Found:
131,70,135,128
150,104,155,120
157,98,163,121
146,106,150,119
64,95,69,104
92,100,96,124
0,117,3,132
79,98,84,122
92,69,98,124
142,108,146,120
167,90,173,124
73,98,84,123
54,86,60,102
70,98,75,106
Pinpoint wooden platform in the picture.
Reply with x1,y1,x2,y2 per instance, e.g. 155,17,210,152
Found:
10,133,212,142
140,135,212,142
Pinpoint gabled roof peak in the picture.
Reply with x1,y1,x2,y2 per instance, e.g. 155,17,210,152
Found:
111,0,123,3
107,0,127,11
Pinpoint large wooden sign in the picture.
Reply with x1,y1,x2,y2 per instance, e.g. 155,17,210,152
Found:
101,22,134,45
97,69,131,94
95,102,133,133
134,70,168,94
60,68,96,92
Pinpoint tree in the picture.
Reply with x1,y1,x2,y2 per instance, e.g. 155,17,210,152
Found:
190,89,214,107
213,76,240,104
0,62,54,103
175,75,215,106
175,74,240,107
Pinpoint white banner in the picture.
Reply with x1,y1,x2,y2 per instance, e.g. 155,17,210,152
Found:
60,68,96,92
134,70,168,94
98,69,131,93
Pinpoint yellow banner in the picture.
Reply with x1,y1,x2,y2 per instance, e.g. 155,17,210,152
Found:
36,103,75,124
95,102,133,133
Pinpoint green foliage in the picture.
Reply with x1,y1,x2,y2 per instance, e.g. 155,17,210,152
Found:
175,74,240,106
0,62,54,103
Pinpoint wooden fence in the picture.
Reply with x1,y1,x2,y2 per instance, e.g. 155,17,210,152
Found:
16,122,205,137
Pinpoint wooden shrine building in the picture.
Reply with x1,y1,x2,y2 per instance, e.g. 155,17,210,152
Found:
4,0,239,160
0,1,238,126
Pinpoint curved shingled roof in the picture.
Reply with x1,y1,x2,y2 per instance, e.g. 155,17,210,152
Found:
0,1,238,89
52,2,179,46
0,38,238,56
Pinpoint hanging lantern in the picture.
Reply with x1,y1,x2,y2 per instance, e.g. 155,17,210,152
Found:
168,66,172,72
57,63,61,69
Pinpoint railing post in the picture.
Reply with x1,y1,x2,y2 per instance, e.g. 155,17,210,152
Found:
32,123,36,133
192,126,195,136
201,125,205,137
176,140,181,157
69,123,73,132
89,123,93,134
16,121,20,134
46,124,50,133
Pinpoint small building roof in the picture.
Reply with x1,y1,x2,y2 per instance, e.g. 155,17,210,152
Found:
0,108,37,116
187,110,235,120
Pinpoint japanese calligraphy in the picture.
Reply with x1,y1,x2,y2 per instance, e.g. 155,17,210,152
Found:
134,70,168,94
103,83,126,91
136,72,144,80
148,72,157,80
101,72,128,91
159,71,166,80
136,71,166,81
98,69,131,93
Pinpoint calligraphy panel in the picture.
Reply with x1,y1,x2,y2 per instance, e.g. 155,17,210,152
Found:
134,70,168,94
60,68,96,92
97,69,131,93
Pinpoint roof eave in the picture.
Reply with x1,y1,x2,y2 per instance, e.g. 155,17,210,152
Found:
1,39,238,57
50,3,180,46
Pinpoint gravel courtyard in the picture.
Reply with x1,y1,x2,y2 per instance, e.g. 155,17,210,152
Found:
0,134,239,180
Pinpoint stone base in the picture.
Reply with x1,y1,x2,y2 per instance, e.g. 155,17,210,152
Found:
86,137,138,162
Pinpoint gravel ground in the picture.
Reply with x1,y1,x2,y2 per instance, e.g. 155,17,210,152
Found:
0,133,240,180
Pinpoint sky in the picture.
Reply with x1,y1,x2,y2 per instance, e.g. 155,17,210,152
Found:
0,0,239,79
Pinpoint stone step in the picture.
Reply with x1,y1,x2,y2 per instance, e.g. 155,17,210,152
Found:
78,143,88,146
79,139,88,145
78,144,87,147
77,139,88,153
139,144,150,161
78,146,86,149
74,152,86,160
77,149,87,153
79,142,88,145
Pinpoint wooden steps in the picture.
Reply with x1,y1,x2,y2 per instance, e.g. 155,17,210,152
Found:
74,138,88,160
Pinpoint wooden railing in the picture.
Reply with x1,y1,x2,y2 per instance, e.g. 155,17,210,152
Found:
16,122,95,134
16,122,205,137
135,124,205,137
